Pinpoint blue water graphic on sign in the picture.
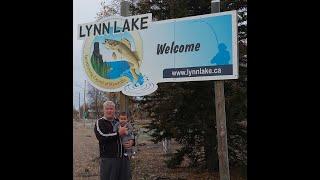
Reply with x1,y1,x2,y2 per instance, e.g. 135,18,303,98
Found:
104,61,144,85
104,61,130,79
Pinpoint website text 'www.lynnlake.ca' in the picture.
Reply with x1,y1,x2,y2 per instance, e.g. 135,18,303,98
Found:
171,67,222,77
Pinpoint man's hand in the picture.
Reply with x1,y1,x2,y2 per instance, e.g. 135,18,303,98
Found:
123,140,134,149
118,126,128,136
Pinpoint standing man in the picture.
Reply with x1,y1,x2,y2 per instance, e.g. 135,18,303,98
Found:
94,101,134,180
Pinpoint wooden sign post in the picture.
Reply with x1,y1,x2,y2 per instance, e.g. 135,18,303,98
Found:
212,1,231,180
119,0,131,114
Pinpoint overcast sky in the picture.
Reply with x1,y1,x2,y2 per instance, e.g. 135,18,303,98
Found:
73,0,105,109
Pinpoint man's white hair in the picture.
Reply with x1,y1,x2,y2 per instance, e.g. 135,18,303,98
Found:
103,100,115,108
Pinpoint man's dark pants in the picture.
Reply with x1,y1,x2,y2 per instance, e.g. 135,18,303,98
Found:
100,157,131,180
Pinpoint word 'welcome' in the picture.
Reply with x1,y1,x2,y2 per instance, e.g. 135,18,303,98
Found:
157,41,200,55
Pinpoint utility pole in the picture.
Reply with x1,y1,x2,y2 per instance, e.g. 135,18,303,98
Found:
84,80,86,127
78,92,81,120
96,88,98,119
211,1,230,180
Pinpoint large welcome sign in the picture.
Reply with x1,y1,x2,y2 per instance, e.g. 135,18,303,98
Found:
78,11,238,96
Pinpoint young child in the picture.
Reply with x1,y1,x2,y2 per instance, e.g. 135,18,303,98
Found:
115,112,135,159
